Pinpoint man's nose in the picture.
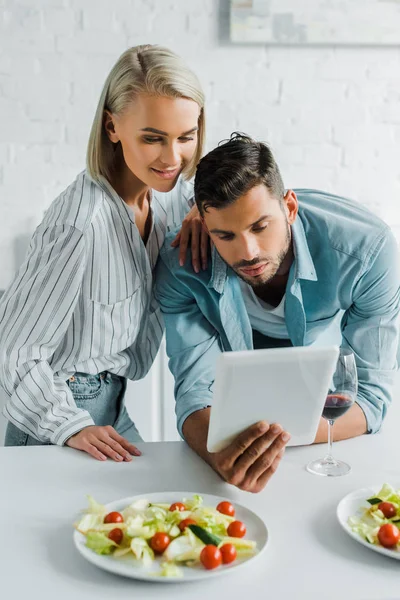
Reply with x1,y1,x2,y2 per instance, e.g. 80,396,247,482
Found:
239,237,259,262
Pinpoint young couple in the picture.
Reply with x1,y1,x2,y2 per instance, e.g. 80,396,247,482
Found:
1,45,398,494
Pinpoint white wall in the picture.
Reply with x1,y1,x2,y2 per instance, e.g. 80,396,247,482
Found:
1,0,400,288
1,0,400,441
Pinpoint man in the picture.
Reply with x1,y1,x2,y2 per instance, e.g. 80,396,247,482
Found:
156,133,400,493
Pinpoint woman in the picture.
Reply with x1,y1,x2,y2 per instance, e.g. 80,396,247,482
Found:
0,45,207,461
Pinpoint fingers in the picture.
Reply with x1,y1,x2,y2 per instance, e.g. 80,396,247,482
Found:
253,448,286,492
200,226,209,270
86,444,108,461
178,220,190,267
212,422,290,493
171,204,209,272
238,433,289,491
93,427,141,462
107,427,142,457
190,220,203,273
170,232,180,248
96,438,131,462
221,421,270,467
234,425,289,474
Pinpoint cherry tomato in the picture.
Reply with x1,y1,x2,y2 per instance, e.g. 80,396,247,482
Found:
216,501,235,517
227,520,246,538
378,523,400,548
220,543,237,564
200,545,222,570
108,528,123,545
378,502,397,519
150,532,171,554
104,511,124,524
178,518,197,532
169,502,186,512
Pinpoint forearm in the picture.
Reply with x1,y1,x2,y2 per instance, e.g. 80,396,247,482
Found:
313,402,367,444
182,408,214,466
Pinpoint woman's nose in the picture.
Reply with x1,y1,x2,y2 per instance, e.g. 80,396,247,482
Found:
160,143,180,166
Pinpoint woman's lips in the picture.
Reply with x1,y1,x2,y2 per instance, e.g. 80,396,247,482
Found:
150,167,180,180
240,263,267,277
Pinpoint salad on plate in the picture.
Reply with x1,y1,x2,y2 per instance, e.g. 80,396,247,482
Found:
74,494,258,578
348,483,400,551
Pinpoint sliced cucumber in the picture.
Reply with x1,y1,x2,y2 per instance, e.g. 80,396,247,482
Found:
188,524,222,546
366,497,382,505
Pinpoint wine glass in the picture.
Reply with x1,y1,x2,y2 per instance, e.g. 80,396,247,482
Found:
307,348,357,477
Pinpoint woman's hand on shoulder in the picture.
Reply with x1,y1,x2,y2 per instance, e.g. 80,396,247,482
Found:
170,204,210,273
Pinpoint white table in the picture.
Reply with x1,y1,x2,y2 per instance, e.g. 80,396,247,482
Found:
1,397,400,600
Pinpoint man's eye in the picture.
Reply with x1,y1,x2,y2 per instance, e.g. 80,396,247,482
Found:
143,136,163,143
253,225,268,233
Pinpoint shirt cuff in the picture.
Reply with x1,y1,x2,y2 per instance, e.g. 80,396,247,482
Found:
177,403,211,439
51,410,95,446
355,399,380,434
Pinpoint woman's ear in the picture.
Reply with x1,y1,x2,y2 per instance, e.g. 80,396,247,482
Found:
104,111,119,143
283,189,298,225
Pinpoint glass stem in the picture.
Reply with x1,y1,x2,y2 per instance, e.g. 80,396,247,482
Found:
325,419,335,463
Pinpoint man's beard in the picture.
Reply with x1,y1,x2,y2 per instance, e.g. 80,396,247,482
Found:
231,227,291,289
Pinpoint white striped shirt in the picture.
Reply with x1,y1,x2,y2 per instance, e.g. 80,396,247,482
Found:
0,171,193,445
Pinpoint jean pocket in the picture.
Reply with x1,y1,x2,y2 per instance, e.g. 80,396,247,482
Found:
67,372,105,399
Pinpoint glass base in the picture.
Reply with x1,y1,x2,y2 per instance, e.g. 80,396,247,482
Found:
306,456,351,477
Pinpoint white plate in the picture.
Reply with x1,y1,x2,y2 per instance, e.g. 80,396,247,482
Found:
73,491,269,582
337,485,400,560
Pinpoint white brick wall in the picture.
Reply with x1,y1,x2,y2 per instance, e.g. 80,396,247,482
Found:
1,0,400,288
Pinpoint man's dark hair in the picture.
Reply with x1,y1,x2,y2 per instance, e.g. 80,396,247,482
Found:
194,132,285,216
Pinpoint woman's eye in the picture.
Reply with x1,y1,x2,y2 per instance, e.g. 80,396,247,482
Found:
143,136,163,143
219,234,234,241
178,136,194,143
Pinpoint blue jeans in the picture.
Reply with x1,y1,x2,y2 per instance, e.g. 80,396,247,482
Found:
4,371,143,446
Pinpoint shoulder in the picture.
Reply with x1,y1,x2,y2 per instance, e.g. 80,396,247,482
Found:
42,171,108,234
158,228,186,272
157,228,213,292
295,188,392,262
153,177,194,228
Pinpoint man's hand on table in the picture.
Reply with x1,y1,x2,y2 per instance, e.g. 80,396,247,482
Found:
182,408,290,493
65,425,141,461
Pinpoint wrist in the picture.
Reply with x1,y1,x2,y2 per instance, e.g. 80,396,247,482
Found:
182,407,212,463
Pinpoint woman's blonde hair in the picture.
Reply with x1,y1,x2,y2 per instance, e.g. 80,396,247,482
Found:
87,45,205,182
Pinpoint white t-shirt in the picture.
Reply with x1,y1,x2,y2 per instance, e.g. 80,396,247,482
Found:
239,280,290,339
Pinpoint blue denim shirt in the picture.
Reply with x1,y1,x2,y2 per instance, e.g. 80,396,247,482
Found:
156,189,400,437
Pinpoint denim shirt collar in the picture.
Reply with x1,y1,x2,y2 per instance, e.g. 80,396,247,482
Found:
208,214,317,294
291,217,318,282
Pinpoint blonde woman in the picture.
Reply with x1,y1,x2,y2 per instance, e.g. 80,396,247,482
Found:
0,45,207,460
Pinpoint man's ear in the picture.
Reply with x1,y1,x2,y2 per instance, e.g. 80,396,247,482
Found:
201,215,209,233
283,189,298,225
104,111,119,143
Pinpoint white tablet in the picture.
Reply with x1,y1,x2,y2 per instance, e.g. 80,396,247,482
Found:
207,345,339,453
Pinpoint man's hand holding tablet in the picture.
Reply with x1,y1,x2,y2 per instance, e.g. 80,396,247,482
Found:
182,408,290,493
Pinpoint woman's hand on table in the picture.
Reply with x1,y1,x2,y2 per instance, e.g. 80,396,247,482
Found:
65,425,141,461
171,204,209,273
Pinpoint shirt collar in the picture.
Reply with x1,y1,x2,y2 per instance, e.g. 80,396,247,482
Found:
208,214,317,294
291,216,318,281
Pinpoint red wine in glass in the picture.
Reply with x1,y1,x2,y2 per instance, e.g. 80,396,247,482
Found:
322,393,353,421
307,348,358,477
